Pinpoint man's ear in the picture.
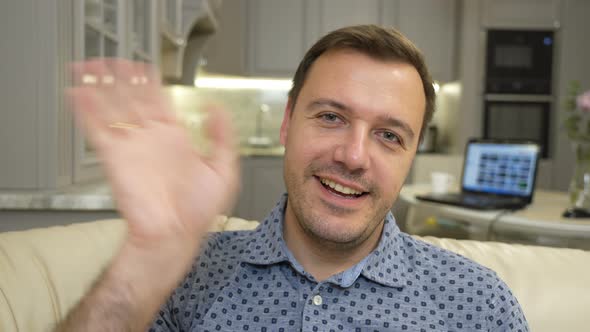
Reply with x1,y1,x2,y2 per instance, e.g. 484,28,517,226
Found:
280,98,294,146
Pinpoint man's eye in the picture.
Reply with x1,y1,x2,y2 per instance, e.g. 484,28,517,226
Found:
320,113,341,123
379,131,401,143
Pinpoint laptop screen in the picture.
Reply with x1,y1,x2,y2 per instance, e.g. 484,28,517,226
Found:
462,141,540,197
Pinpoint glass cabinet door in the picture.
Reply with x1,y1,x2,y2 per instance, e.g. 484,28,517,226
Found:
131,0,157,62
75,0,125,181
82,0,123,60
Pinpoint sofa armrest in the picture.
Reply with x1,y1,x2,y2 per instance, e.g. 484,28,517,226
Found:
0,219,126,332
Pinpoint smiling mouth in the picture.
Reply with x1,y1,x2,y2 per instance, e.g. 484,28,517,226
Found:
316,176,368,198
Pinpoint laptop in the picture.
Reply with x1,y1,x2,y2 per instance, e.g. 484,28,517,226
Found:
415,139,540,210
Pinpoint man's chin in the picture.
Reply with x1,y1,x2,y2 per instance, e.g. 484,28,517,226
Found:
299,211,372,245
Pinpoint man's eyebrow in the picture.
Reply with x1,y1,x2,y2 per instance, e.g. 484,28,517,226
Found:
307,98,416,142
378,115,416,142
307,98,350,112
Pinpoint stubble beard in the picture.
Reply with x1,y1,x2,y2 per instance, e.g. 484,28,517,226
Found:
283,160,392,250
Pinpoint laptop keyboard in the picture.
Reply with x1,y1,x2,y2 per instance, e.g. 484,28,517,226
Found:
422,192,523,209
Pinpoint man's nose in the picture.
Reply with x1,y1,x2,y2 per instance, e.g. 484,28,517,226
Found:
333,128,371,171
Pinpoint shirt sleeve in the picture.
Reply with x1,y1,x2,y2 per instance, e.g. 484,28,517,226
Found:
147,300,181,332
487,277,530,332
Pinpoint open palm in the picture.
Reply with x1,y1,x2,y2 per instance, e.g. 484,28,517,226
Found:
68,59,239,247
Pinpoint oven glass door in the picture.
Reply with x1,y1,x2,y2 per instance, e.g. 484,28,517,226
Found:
484,101,550,158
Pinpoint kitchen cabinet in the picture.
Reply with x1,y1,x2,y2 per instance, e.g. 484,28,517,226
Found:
305,0,396,47
0,0,74,190
0,0,213,191
130,0,159,62
162,0,220,83
81,0,125,58
204,0,388,78
246,0,307,77
233,156,285,221
73,0,161,183
160,0,184,80
306,0,457,82
203,0,309,78
397,0,457,83
204,0,457,81
482,0,562,29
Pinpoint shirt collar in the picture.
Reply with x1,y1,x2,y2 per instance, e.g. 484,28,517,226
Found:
358,212,408,288
241,194,290,266
241,194,408,288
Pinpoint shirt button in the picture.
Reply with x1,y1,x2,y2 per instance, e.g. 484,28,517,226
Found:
312,295,323,306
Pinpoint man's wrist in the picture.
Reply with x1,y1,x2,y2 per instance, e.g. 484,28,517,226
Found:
56,235,203,332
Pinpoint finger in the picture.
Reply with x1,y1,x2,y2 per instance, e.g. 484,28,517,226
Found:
133,61,177,124
66,86,113,149
203,106,239,176
104,58,146,126
70,59,126,127
109,59,176,125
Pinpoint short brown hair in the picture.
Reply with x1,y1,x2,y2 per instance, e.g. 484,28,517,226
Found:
288,24,435,141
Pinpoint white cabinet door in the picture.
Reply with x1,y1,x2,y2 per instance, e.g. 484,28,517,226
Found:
306,0,382,39
482,0,562,29
398,0,457,82
246,0,307,77
305,0,396,50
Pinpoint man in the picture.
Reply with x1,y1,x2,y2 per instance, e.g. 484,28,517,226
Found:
58,25,528,331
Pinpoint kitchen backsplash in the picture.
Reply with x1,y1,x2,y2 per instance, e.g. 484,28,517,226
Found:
164,84,288,148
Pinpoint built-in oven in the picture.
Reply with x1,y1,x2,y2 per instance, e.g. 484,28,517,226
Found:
483,95,551,158
486,29,554,94
483,29,555,158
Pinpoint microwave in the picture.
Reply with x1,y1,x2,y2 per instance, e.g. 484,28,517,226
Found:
485,29,554,94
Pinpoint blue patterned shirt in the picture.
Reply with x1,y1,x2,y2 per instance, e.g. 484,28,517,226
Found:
149,194,528,331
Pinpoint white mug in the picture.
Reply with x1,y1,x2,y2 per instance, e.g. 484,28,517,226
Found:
431,172,454,194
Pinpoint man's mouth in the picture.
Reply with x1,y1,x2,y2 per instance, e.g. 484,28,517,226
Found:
316,176,368,198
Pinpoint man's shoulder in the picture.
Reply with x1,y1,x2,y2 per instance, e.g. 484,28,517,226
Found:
199,229,258,258
183,230,258,287
397,232,499,282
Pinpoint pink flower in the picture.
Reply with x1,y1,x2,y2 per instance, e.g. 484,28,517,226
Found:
577,90,590,112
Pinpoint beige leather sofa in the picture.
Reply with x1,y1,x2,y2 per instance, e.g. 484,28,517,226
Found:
1,218,589,332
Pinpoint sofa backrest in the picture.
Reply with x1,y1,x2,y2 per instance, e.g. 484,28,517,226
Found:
0,218,588,332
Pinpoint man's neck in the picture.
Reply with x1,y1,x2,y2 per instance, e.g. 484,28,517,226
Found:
282,206,384,282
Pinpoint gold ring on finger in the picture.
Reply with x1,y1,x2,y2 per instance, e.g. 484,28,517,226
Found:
108,122,141,130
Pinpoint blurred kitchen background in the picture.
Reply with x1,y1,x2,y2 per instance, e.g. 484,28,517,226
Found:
1,0,589,234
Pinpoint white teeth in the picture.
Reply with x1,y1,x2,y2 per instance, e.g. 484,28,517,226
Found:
320,178,363,196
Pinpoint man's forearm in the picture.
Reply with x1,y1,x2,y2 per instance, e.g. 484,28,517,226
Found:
54,239,201,332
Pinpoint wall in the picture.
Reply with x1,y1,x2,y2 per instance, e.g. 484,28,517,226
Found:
552,0,590,190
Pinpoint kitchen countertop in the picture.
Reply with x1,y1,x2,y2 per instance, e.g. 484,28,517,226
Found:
239,146,284,157
0,146,284,211
0,182,116,211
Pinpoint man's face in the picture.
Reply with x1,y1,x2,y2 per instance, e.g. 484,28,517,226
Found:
280,49,425,247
